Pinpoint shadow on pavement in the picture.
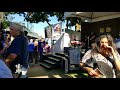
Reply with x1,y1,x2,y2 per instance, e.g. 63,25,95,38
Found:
27,63,88,78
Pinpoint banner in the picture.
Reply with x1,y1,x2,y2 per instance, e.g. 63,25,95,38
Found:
53,22,62,34
52,22,62,40
51,33,64,54
45,26,52,38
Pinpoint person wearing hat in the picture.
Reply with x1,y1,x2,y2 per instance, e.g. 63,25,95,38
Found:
5,22,29,78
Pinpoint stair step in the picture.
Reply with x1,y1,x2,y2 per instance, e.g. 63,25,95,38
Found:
44,60,57,65
52,55,66,59
55,53,69,59
40,62,53,69
56,53,68,57
48,57,61,62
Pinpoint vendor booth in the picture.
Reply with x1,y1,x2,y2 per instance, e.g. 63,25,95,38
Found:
64,12,120,47
64,12,120,23
63,12,120,73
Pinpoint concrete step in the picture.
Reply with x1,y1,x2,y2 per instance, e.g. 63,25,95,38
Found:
40,62,53,69
44,60,58,65
51,54,66,59
48,57,61,62
55,53,69,59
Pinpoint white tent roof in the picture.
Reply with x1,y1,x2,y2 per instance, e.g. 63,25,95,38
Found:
64,12,120,22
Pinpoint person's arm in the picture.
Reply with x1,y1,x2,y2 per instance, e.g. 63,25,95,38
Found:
80,62,100,76
112,52,120,71
80,50,93,73
5,37,21,67
37,45,38,52
80,50,99,76
5,53,17,67
105,45,120,71
80,62,94,74
4,39,10,48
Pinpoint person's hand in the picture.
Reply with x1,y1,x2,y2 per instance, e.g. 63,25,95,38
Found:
104,44,112,49
103,45,115,54
88,69,100,77
86,68,102,77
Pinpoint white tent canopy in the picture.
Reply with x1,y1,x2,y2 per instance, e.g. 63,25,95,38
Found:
64,12,120,22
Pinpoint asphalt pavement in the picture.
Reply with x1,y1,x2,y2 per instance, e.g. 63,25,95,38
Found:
27,62,88,78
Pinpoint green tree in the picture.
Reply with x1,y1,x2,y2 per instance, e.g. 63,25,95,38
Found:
1,12,15,29
4,12,82,27
2,19,10,29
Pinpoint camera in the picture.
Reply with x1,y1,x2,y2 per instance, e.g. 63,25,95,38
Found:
0,30,10,41
3,31,10,40
3,31,8,39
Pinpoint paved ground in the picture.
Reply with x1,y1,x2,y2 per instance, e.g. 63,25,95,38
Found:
27,63,88,78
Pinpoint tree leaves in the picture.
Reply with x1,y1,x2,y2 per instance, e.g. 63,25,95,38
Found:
4,12,82,27
2,19,10,29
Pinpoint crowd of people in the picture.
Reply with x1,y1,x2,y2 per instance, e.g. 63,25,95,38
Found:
0,22,50,78
1,22,120,78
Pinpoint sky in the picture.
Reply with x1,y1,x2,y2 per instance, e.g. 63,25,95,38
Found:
9,14,71,38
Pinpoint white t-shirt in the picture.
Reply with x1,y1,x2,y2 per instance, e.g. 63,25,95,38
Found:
0,59,13,78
